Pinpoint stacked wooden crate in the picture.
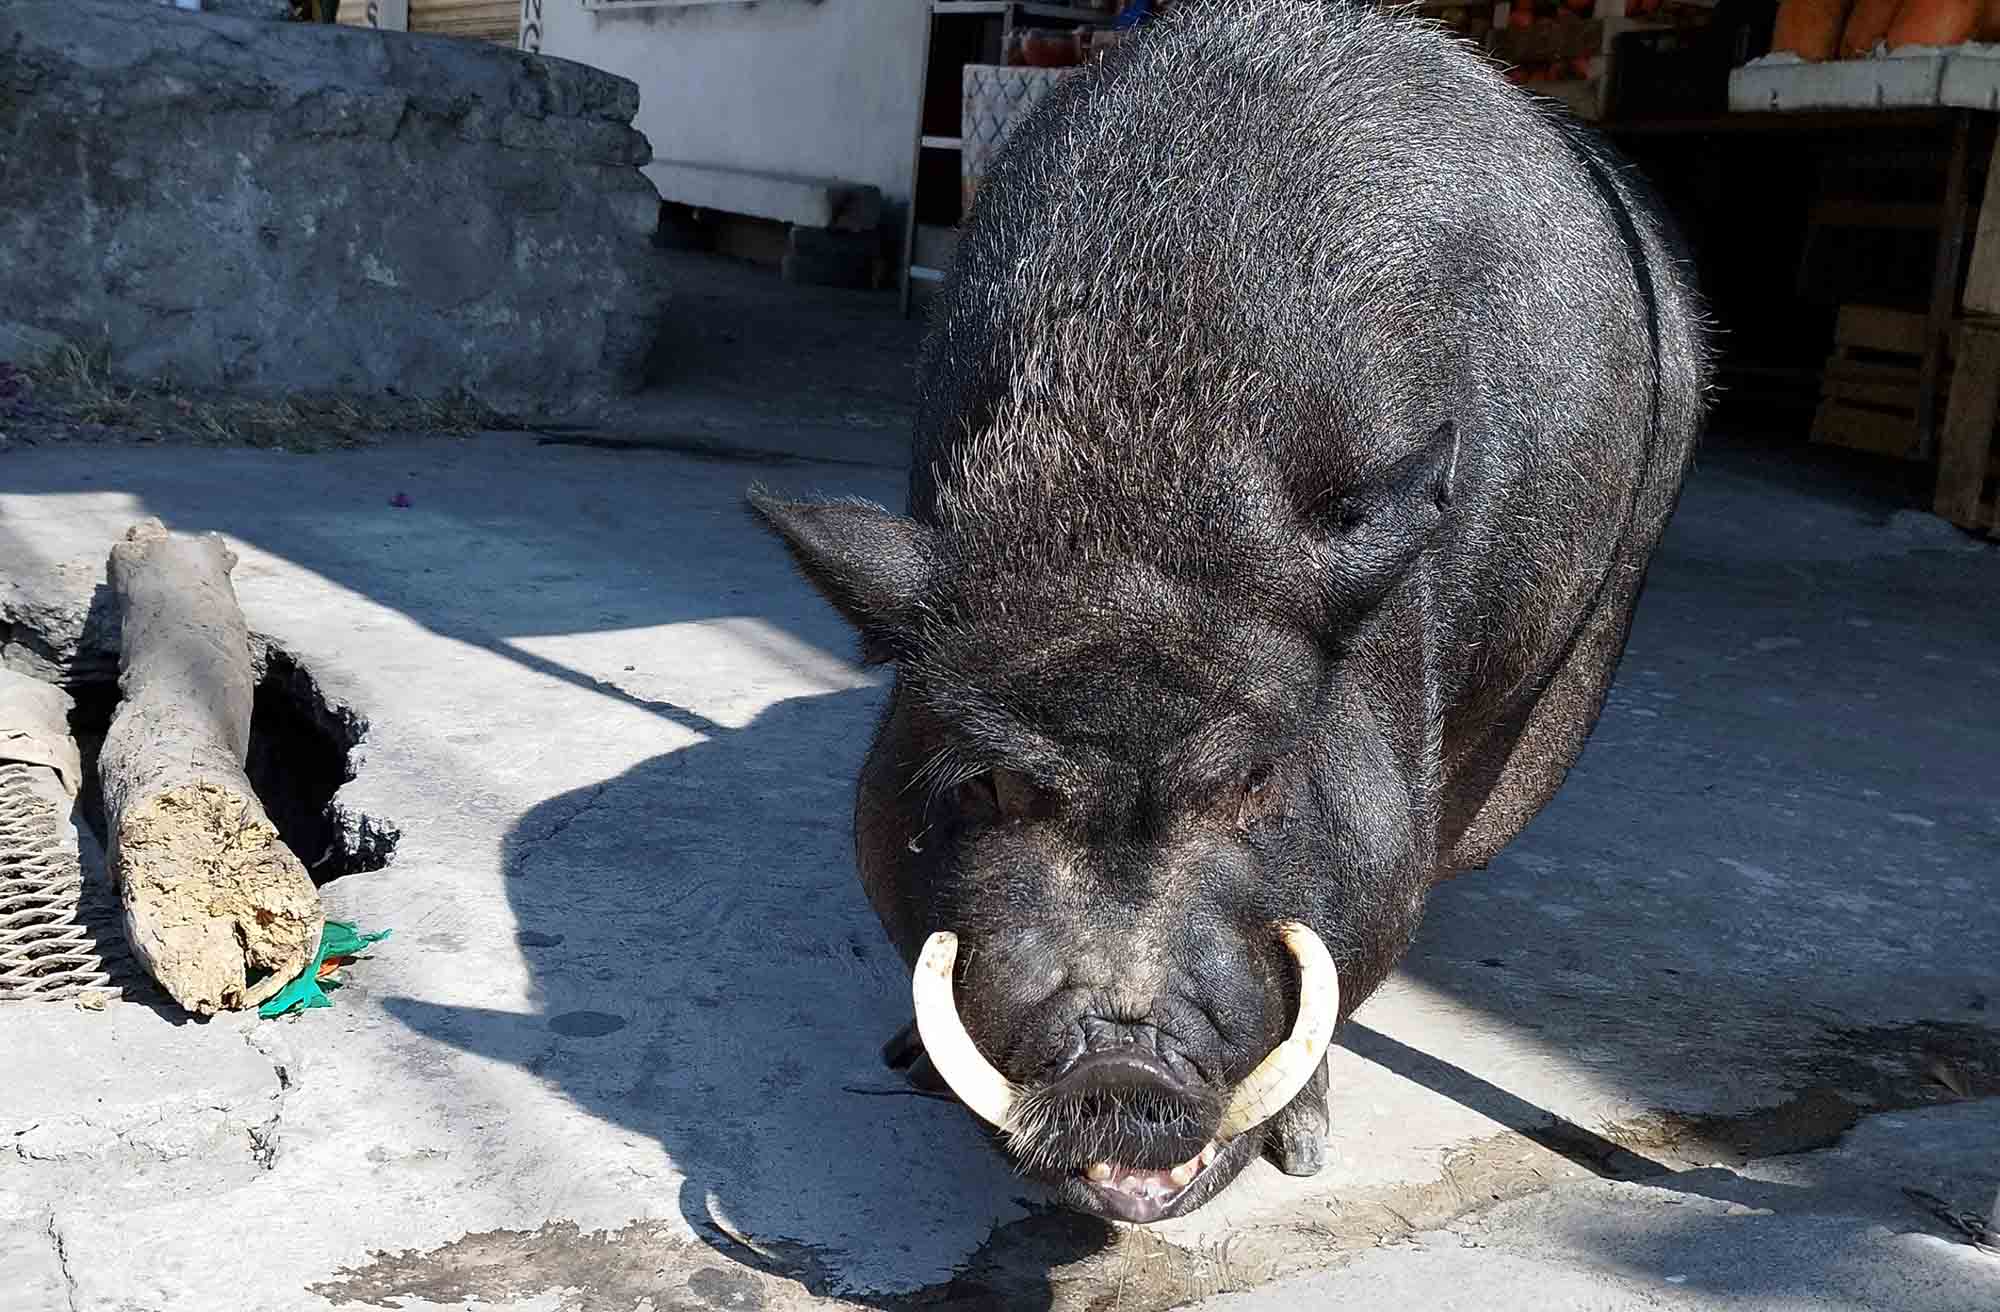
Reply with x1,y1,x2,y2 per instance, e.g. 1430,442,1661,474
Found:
1810,305,1938,460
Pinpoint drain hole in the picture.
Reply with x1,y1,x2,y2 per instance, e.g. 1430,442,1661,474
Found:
64,642,399,886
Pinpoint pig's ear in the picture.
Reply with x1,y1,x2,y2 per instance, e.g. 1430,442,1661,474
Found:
1312,420,1460,612
747,488,935,663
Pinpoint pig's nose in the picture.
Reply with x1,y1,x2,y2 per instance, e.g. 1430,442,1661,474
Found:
1038,1027,1218,1171
1069,1014,1207,1091
1079,1015,1167,1059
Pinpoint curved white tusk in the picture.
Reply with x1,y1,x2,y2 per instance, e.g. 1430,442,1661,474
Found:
1215,921,1340,1141
911,931,1020,1131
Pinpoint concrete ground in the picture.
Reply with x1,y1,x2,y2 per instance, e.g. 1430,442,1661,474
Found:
2,258,1997,1312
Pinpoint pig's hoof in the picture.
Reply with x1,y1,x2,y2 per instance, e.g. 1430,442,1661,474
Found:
1261,1056,1330,1176
1263,1120,1327,1177
905,1052,951,1097
882,1020,953,1098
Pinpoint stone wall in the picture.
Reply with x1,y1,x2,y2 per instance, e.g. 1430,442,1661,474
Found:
0,0,668,413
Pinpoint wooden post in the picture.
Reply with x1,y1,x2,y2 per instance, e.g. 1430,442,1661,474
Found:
1934,321,2000,530
1915,114,1974,458
900,4,938,319
1958,130,2000,319
1929,124,2000,529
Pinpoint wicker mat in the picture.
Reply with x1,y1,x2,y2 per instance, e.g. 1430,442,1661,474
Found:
0,760,136,1002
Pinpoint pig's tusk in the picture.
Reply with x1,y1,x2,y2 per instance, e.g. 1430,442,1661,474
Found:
912,931,1021,1132
1215,921,1340,1140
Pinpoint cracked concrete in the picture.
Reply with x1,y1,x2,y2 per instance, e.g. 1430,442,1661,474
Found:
509,781,614,880
45,1213,78,1312
2,1005,281,1170
0,316,1996,1308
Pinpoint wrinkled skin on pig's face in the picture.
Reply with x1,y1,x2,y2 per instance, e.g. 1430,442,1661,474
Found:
748,0,1708,1225
893,587,1433,1220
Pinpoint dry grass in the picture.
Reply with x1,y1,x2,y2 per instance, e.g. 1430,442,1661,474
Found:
33,340,139,427
11,334,519,451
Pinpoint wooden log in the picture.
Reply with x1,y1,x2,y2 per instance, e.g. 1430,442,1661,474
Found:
99,519,322,1014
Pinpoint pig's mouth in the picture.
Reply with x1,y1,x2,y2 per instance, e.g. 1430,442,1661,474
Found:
1060,1132,1260,1223
1013,1048,1241,1223
909,922,1338,1223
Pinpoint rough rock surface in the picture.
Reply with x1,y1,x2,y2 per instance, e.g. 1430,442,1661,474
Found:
0,0,667,413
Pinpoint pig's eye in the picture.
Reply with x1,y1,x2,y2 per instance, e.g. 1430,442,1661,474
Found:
1237,766,1279,828
955,769,1044,824
955,773,1000,822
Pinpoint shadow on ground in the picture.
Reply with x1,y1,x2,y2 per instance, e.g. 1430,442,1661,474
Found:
381,688,1122,1309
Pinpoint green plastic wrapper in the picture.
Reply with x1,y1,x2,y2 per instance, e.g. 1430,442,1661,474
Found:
258,920,391,1019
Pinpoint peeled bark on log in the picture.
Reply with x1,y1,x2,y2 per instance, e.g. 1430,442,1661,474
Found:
99,519,322,1014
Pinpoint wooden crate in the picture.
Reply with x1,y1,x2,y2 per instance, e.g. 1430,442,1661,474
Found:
338,0,518,45
410,0,518,44
1810,305,1941,460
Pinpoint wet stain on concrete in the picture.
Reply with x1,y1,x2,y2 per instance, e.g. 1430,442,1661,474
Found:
686,1265,767,1308
308,1209,1255,1312
549,1009,628,1038
872,1208,1253,1312
310,1219,766,1311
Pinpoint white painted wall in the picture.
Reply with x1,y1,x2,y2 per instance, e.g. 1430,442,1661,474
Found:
527,0,929,207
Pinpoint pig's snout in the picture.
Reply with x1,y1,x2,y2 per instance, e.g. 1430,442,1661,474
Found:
909,925,1340,1223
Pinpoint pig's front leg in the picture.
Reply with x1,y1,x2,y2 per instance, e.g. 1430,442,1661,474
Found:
1261,1054,1330,1177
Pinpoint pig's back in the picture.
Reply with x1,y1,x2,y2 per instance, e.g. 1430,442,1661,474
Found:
913,0,1703,591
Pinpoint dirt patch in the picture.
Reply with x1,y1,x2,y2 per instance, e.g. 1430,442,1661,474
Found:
1607,1020,2000,1166
307,1210,1268,1312
311,1220,832,1312
886,1210,1275,1312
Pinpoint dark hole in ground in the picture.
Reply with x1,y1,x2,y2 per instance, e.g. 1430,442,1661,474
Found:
64,641,398,885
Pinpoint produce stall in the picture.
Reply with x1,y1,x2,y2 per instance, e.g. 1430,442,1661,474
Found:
1469,0,2000,530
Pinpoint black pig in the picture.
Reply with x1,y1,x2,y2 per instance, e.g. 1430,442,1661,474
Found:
751,0,1707,1223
